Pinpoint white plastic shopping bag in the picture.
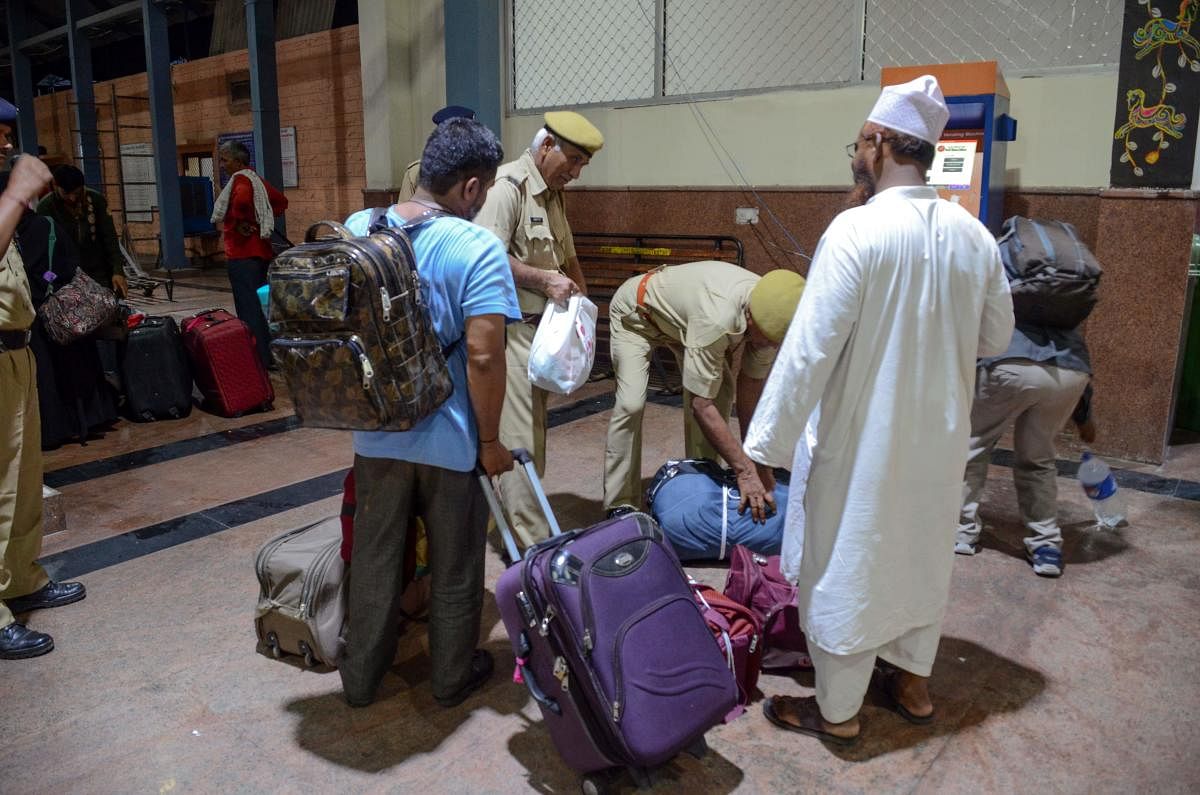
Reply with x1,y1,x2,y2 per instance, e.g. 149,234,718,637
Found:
527,295,598,395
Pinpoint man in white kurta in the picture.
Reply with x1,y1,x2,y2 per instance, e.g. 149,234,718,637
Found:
745,75,1014,744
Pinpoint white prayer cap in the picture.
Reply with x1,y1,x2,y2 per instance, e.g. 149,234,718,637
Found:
866,75,949,145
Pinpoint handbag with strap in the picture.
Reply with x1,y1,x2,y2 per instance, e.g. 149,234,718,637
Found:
724,545,812,671
36,219,118,345
692,580,762,720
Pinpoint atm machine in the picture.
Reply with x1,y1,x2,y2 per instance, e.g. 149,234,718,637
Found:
880,62,1017,233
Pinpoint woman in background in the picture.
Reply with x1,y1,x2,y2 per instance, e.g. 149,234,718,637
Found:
1,170,117,448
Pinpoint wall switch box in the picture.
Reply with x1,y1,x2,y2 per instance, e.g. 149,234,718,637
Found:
735,207,759,225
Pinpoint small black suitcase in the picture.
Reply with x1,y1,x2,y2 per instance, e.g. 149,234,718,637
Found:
122,316,193,421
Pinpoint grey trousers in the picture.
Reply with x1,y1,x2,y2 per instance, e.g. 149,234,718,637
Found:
340,454,488,704
958,361,1089,553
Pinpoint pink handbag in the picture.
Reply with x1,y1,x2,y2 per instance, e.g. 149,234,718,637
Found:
724,545,812,670
36,220,117,345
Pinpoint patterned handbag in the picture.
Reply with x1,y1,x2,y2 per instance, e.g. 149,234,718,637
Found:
36,220,118,345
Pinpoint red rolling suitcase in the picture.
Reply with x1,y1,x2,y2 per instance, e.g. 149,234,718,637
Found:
485,450,736,793
181,308,274,417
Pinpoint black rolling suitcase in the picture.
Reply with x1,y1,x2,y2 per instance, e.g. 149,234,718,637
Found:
122,316,193,421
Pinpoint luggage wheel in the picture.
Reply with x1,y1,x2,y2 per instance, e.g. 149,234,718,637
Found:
628,767,654,789
298,640,317,668
579,772,612,795
685,736,708,759
266,631,282,659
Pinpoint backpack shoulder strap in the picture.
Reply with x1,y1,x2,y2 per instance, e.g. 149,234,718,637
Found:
1028,219,1057,264
367,206,390,233
398,207,449,232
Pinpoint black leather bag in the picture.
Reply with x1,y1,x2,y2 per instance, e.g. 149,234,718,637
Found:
998,216,1102,329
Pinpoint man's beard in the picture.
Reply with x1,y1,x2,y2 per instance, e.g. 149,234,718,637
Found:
846,159,876,208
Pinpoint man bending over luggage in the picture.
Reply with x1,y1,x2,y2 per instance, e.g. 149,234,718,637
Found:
603,261,804,523
339,118,520,708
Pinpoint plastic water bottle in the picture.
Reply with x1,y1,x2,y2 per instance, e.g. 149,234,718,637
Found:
1078,452,1126,529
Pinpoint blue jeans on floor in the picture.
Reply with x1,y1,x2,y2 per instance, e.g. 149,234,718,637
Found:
226,257,271,367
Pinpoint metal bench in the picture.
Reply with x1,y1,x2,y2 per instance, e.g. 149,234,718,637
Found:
119,238,174,301
574,233,744,393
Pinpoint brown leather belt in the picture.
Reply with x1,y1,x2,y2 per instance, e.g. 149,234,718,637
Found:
634,269,663,326
635,271,654,310
0,328,31,352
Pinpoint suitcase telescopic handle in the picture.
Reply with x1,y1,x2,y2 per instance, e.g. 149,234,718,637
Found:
509,448,563,538
476,448,563,563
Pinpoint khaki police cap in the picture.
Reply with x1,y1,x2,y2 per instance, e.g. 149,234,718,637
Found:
543,111,604,155
749,270,806,344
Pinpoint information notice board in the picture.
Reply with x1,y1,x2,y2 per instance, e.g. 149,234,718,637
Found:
216,127,298,188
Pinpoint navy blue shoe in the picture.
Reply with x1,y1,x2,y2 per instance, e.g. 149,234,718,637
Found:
1027,547,1063,578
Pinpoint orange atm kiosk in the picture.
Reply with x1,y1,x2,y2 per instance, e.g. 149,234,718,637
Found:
881,62,1017,233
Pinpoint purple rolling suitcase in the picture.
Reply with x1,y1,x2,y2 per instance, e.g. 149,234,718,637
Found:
486,450,737,792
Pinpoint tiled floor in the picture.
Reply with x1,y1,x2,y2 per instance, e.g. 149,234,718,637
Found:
3,269,1198,793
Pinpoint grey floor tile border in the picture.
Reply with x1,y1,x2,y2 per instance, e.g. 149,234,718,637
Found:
36,392,1199,581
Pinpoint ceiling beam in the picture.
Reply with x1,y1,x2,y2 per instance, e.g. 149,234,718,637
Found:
0,0,143,56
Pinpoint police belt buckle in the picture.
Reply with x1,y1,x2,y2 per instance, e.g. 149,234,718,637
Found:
0,328,32,353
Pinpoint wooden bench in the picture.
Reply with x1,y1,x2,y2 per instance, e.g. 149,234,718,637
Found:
575,233,745,392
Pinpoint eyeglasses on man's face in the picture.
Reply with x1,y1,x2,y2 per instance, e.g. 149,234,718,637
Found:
846,133,899,158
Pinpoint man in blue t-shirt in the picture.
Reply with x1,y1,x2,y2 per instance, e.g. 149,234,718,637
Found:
339,118,520,709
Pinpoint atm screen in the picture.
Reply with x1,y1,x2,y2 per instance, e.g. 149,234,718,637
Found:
927,129,985,215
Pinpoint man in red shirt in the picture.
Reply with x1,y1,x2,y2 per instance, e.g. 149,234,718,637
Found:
212,140,288,367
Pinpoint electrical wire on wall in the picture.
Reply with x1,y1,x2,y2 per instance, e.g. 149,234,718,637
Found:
633,0,813,271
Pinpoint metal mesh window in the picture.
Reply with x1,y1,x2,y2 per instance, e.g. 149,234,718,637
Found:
509,0,1122,111
665,0,860,95
512,0,657,109
863,0,1123,81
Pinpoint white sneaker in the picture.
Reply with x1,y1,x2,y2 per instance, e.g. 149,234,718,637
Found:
954,540,978,556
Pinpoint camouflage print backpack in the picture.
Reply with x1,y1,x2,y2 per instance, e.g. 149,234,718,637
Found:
267,208,453,431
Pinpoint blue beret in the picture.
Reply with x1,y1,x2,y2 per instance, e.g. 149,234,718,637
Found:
0,98,18,125
432,105,475,124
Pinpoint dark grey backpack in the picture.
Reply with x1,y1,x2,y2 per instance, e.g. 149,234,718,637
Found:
997,216,1102,329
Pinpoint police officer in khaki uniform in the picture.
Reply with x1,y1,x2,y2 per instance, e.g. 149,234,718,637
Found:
395,106,477,203
604,262,805,523
0,99,88,660
474,111,603,548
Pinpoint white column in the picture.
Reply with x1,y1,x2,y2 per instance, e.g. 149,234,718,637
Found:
358,0,447,191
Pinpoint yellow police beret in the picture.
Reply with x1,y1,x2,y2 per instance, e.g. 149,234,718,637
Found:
543,111,604,155
749,270,806,343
